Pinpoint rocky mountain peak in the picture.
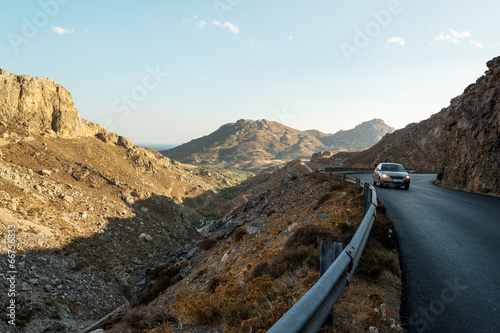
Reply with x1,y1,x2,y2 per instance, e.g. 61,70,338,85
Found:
367,118,386,125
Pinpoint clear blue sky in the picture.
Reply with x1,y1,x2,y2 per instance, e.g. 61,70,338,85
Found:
1,0,499,144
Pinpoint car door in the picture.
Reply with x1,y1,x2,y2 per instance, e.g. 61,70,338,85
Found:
374,164,381,182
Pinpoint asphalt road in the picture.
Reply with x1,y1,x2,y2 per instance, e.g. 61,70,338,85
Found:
354,173,500,333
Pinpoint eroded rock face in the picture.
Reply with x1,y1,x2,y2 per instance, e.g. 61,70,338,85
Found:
0,69,83,137
440,56,500,192
0,69,128,145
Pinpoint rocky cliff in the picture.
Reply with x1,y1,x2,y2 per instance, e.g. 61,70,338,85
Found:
440,56,500,192
330,56,500,193
0,69,225,332
161,118,394,171
0,68,136,147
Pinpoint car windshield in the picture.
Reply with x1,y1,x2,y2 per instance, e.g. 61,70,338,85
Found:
381,164,406,172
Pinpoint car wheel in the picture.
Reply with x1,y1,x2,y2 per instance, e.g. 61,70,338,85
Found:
404,184,410,190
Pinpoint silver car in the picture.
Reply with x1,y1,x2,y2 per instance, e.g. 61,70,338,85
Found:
373,163,410,189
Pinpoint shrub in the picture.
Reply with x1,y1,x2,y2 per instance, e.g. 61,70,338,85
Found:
147,324,175,333
314,193,334,210
270,246,320,278
233,227,248,242
312,172,330,183
177,275,295,331
266,208,276,217
329,182,344,191
192,268,207,282
246,261,270,281
301,272,320,290
139,265,181,305
207,276,228,293
357,241,400,280
124,307,178,332
284,225,340,248
199,238,217,250
150,264,167,279
180,291,223,325
370,215,398,251
179,260,189,271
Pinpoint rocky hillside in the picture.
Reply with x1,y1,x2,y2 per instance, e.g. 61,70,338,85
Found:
0,69,224,332
316,56,500,194
105,161,402,333
161,119,394,171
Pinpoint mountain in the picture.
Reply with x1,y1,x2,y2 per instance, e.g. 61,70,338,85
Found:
161,118,394,170
315,118,394,150
0,68,224,331
319,56,500,194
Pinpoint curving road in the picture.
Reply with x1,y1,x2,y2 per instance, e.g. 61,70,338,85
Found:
354,173,500,333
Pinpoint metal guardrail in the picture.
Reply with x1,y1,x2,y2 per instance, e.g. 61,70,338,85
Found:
268,174,377,333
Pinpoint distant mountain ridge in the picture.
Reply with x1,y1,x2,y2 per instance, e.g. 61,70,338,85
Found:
161,118,394,170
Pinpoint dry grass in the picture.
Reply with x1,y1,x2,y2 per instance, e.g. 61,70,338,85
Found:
123,307,178,333
173,275,296,331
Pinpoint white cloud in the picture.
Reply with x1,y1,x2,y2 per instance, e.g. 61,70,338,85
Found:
251,40,265,51
288,35,293,41
470,40,484,49
433,29,484,49
197,20,207,29
51,26,74,35
212,20,240,34
386,37,405,46
434,29,471,44
84,30,91,35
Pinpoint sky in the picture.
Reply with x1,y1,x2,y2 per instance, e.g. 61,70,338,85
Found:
1,0,500,145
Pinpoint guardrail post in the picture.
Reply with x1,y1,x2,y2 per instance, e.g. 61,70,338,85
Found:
342,173,346,181
315,169,320,174
319,240,343,326
363,186,373,217
355,178,360,188
320,241,343,277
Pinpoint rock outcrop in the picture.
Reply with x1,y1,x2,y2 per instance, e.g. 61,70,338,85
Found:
0,69,83,137
440,56,500,192
336,56,500,193
0,68,133,147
